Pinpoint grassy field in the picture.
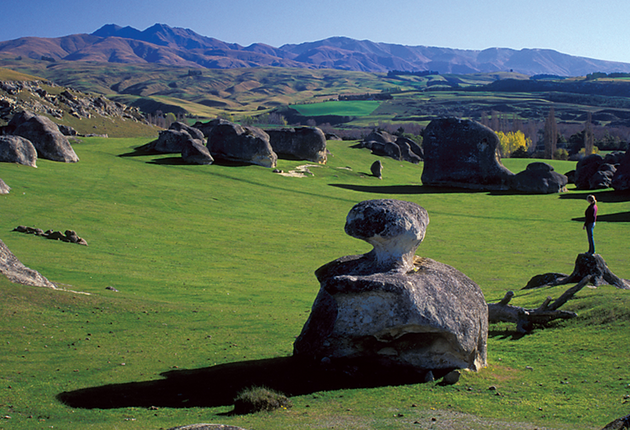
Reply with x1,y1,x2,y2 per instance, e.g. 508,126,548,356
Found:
292,100,381,118
1,137,629,430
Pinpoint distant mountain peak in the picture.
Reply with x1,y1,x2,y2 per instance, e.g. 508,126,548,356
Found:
4,23,630,76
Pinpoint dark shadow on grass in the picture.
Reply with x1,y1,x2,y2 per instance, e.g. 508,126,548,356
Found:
329,184,483,195
57,356,441,410
118,142,158,158
559,189,630,203
572,211,630,223
488,329,527,341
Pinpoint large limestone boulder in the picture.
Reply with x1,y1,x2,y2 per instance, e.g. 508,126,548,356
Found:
207,122,277,168
182,139,214,165
0,178,9,194
294,199,488,372
612,150,630,191
9,111,79,163
575,154,605,189
168,121,205,141
0,239,57,288
421,118,513,190
151,129,200,153
510,162,568,194
0,135,38,167
266,127,327,163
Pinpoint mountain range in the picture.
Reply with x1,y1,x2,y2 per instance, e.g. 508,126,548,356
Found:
1,23,630,77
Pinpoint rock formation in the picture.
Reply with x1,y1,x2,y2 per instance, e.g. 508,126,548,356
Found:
0,239,57,288
8,111,79,162
182,139,214,165
0,135,38,167
510,162,568,194
207,122,277,168
0,178,9,194
421,118,513,190
370,160,383,179
266,127,327,163
612,149,630,191
359,130,422,164
575,154,618,190
294,199,488,372
13,226,88,246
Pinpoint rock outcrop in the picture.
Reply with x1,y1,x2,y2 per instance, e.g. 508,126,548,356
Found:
0,135,38,167
612,150,630,191
360,131,422,164
421,118,513,190
9,111,79,162
182,139,214,165
0,239,57,288
294,199,488,372
266,127,327,163
13,226,88,246
510,162,568,194
207,122,277,168
370,160,383,179
0,178,9,194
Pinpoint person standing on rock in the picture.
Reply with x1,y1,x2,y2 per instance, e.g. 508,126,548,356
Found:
583,194,598,254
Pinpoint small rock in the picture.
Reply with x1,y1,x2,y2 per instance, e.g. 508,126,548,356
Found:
105,286,119,292
442,370,461,385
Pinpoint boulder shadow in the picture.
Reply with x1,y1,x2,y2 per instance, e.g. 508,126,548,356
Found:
572,211,630,223
329,184,482,195
559,190,630,203
57,356,438,410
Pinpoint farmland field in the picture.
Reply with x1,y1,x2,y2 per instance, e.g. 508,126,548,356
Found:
292,100,381,117
1,136,629,430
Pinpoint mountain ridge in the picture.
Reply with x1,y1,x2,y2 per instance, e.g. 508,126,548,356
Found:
0,23,629,77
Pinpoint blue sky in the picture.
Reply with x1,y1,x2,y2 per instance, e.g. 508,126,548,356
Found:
2,0,630,63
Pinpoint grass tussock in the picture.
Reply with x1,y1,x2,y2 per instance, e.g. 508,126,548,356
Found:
233,386,292,414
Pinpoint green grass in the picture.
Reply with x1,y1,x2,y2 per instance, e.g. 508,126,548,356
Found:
1,138,629,429
292,100,381,117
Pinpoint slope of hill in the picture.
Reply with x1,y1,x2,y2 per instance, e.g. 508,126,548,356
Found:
1,23,630,76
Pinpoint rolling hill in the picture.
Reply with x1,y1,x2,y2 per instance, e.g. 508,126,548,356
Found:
1,23,630,76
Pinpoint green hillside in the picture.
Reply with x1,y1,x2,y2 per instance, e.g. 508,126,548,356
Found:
1,136,629,429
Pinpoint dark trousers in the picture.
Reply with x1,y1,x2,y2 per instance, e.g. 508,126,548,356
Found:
585,223,595,254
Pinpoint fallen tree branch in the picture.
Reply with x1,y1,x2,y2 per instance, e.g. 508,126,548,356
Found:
487,276,592,333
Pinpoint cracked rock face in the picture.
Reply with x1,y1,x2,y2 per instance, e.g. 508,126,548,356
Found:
294,199,488,372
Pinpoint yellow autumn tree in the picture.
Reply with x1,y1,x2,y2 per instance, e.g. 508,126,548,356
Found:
495,130,531,158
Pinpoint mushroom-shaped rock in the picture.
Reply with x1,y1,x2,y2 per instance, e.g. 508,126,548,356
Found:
344,199,428,272
294,199,488,372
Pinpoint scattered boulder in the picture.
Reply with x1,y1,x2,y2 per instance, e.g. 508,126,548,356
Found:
370,160,383,179
0,239,57,288
360,131,403,161
9,111,79,162
612,150,630,191
182,139,214,165
421,118,513,190
13,226,88,246
510,162,568,194
396,136,423,163
266,127,327,163
602,414,630,430
151,129,201,154
574,154,604,189
0,178,10,194
0,135,38,167
192,118,232,138
294,199,488,372
207,122,277,168
589,163,616,189
57,124,78,136
168,121,205,141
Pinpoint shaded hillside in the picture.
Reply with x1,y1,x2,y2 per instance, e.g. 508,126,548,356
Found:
2,23,630,76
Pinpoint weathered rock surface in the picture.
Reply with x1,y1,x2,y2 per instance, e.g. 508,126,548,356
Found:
360,131,422,164
421,118,513,190
575,154,608,189
0,239,57,288
612,150,630,191
371,160,383,179
9,111,79,162
0,135,38,167
168,121,205,141
207,122,277,168
266,127,327,163
182,139,214,165
151,122,206,154
510,162,568,194
294,199,488,372
0,178,9,194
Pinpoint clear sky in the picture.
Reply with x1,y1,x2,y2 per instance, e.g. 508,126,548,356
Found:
2,0,629,63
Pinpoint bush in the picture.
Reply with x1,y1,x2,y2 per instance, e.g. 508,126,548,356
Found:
553,148,569,160
232,386,292,414
511,147,530,158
